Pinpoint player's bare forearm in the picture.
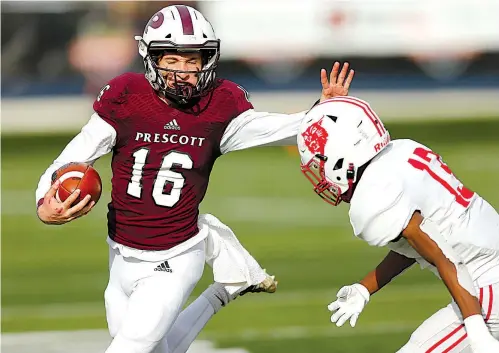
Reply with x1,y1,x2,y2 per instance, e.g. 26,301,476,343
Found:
435,258,482,318
402,212,481,319
360,251,416,295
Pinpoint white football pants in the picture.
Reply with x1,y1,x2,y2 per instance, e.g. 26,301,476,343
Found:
104,241,206,353
397,282,499,352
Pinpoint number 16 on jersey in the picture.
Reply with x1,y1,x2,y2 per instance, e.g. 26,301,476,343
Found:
127,148,193,207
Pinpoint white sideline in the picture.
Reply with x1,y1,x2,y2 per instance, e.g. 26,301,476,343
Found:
2,89,499,134
0,331,248,353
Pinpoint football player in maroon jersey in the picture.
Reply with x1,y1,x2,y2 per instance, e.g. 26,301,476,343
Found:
36,5,354,353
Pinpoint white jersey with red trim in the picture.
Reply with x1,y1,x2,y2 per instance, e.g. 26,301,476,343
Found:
349,139,499,287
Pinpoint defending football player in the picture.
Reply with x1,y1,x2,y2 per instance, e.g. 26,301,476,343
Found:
35,5,354,353
297,97,499,352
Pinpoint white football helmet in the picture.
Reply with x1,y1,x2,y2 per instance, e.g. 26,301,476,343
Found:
297,96,390,206
134,5,220,104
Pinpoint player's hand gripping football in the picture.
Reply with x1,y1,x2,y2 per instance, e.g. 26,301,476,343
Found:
320,61,355,102
327,283,370,327
37,180,95,225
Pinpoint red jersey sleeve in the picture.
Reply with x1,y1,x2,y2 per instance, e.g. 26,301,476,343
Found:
229,83,254,116
93,74,131,132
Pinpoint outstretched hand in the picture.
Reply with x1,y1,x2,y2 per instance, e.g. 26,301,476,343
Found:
320,61,355,102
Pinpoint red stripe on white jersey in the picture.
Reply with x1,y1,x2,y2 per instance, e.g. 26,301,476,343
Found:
486,285,494,322
442,333,467,353
425,285,493,353
426,325,464,353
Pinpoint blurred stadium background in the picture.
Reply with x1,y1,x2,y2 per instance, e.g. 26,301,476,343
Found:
2,1,499,352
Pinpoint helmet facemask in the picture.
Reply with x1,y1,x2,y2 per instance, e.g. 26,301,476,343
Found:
301,153,356,206
140,39,220,105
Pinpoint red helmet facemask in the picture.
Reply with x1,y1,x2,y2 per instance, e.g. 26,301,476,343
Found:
301,154,356,206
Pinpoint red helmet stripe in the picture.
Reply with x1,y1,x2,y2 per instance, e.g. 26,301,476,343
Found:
176,5,194,35
319,97,384,137
336,96,386,134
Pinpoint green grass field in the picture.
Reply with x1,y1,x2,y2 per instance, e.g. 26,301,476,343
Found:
2,119,499,352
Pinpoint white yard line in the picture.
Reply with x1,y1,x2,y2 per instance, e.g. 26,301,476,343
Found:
2,283,446,319
0,330,247,353
1,192,351,227
204,322,419,341
1,321,419,353
1,286,442,351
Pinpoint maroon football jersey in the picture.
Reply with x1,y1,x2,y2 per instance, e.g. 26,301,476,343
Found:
93,73,253,250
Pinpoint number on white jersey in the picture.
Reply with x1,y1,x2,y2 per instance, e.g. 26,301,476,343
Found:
127,148,193,207
408,147,474,207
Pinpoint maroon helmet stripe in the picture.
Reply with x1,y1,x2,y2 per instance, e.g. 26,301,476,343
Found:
176,5,194,35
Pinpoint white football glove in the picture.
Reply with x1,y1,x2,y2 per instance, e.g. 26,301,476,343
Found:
464,314,499,353
470,334,499,353
327,283,370,327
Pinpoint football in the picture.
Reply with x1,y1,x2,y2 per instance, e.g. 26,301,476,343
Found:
51,162,102,206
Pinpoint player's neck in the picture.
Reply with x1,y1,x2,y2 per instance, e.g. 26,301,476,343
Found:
341,161,372,203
